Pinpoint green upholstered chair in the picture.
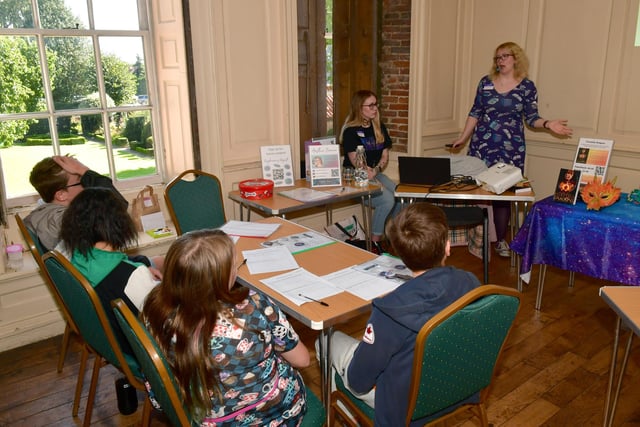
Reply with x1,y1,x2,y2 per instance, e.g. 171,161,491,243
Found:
42,251,151,427
113,299,325,427
15,213,79,373
164,169,226,235
112,299,195,426
330,284,521,427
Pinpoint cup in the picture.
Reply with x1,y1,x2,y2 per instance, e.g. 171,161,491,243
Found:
342,167,354,185
6,244,24,271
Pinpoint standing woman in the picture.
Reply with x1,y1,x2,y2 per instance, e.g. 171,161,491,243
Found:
451,41,573,256
143,230,310,426
341,90,399,249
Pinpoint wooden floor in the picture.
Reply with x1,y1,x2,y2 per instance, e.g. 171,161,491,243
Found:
2,245,640,426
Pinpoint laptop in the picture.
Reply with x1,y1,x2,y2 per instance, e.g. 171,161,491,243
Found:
398,156,452,186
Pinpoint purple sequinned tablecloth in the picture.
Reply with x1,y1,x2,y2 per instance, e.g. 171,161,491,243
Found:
511,194,640,285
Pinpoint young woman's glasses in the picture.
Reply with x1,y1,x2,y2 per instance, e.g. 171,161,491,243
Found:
362,103,378,109
494,53,513,62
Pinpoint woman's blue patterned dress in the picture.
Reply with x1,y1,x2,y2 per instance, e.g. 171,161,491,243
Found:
467,75,541,171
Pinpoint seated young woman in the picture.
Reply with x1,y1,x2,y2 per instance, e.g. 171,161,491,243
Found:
59,187,159,353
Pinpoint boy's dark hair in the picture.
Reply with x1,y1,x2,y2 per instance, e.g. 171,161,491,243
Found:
385,202,449,271
60,187,137,257
29,157,68,202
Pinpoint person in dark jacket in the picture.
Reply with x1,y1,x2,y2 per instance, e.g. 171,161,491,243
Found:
328,202,481,426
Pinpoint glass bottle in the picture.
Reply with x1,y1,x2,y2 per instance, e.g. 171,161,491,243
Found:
354,145,369,187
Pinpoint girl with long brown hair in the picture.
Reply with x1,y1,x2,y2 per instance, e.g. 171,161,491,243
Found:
143,229,310,425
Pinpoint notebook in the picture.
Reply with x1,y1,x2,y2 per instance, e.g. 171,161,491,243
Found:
398,156,452,186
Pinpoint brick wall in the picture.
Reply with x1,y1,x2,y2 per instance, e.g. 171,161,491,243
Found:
379,0,411,153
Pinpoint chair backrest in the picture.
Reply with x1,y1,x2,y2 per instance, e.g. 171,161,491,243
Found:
14,213,46,259
42,251,142,382
112,299,193,426
164,169,226,235
406,285,520,424
15,214,81,335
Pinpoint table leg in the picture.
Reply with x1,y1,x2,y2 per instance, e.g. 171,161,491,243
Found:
318,327,334,424
325,205,332,226
361,195,373,251
535,264,547,310
603,317,634,427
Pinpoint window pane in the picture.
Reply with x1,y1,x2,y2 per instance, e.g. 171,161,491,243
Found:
57,114,110,176
44,36,98,110
99,36,146,106
0,0,34,29
112,111,157,180
93,0,140,30
0,36,46,114
0,118,53,199
39,0,89,30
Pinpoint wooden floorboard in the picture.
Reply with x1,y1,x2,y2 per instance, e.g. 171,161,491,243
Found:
2,245,640,426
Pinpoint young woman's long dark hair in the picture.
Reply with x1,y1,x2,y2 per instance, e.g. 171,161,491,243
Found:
60,187,137,257
142,230,249,420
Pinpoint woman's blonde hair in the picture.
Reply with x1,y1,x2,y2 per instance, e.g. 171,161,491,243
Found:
489,41,529,81
339,89,384,144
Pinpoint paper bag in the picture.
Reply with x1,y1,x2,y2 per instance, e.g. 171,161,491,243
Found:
131,185,162,231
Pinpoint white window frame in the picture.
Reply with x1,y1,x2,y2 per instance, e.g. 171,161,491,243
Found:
0,0,165,208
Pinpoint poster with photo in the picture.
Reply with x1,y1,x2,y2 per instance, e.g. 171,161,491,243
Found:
260,145,294,187
572,138,613,185
309,144,341,187
304,136,336,181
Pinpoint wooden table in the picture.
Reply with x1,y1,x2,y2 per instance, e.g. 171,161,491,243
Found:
234,216,377,419
600,286,640,427
229,178,382,249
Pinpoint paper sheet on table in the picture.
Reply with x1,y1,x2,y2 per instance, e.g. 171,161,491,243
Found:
220,220,280,238
260,268,342,306
323,267,402,300
242,246,298,274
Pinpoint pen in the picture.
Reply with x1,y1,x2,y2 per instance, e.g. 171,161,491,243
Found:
237,258,247,269
298,294,329,306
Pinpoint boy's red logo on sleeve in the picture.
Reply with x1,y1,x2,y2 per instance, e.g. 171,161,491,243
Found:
362,323,375,344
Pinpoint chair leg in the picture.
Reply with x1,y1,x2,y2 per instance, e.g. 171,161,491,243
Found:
141,397,152,427
73,345,90,417
83,355,103,427
57,322,72,373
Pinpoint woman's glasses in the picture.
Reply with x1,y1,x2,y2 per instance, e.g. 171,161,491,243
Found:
494,53,513,62
362,103,378,109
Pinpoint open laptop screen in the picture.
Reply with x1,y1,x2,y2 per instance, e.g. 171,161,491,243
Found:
398,156,451,186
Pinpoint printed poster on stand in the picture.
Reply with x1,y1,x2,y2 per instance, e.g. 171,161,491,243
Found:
260,145,294,187
309,144,342,187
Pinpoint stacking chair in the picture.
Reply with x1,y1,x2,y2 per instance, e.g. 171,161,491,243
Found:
329,285,520,427
113,299,326,427
42,251,152,427
440,206,489,284
112,299,194,426
15,213,79,372
164,169,226,235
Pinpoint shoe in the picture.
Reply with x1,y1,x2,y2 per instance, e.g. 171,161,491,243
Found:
495,240,510,258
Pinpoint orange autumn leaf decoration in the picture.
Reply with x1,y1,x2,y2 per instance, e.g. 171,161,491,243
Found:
580,177,621,210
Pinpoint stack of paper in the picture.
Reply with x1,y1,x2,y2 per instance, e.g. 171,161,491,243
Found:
220,220,280,238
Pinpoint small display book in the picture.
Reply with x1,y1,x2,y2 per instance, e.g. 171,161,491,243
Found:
553,168,582,205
